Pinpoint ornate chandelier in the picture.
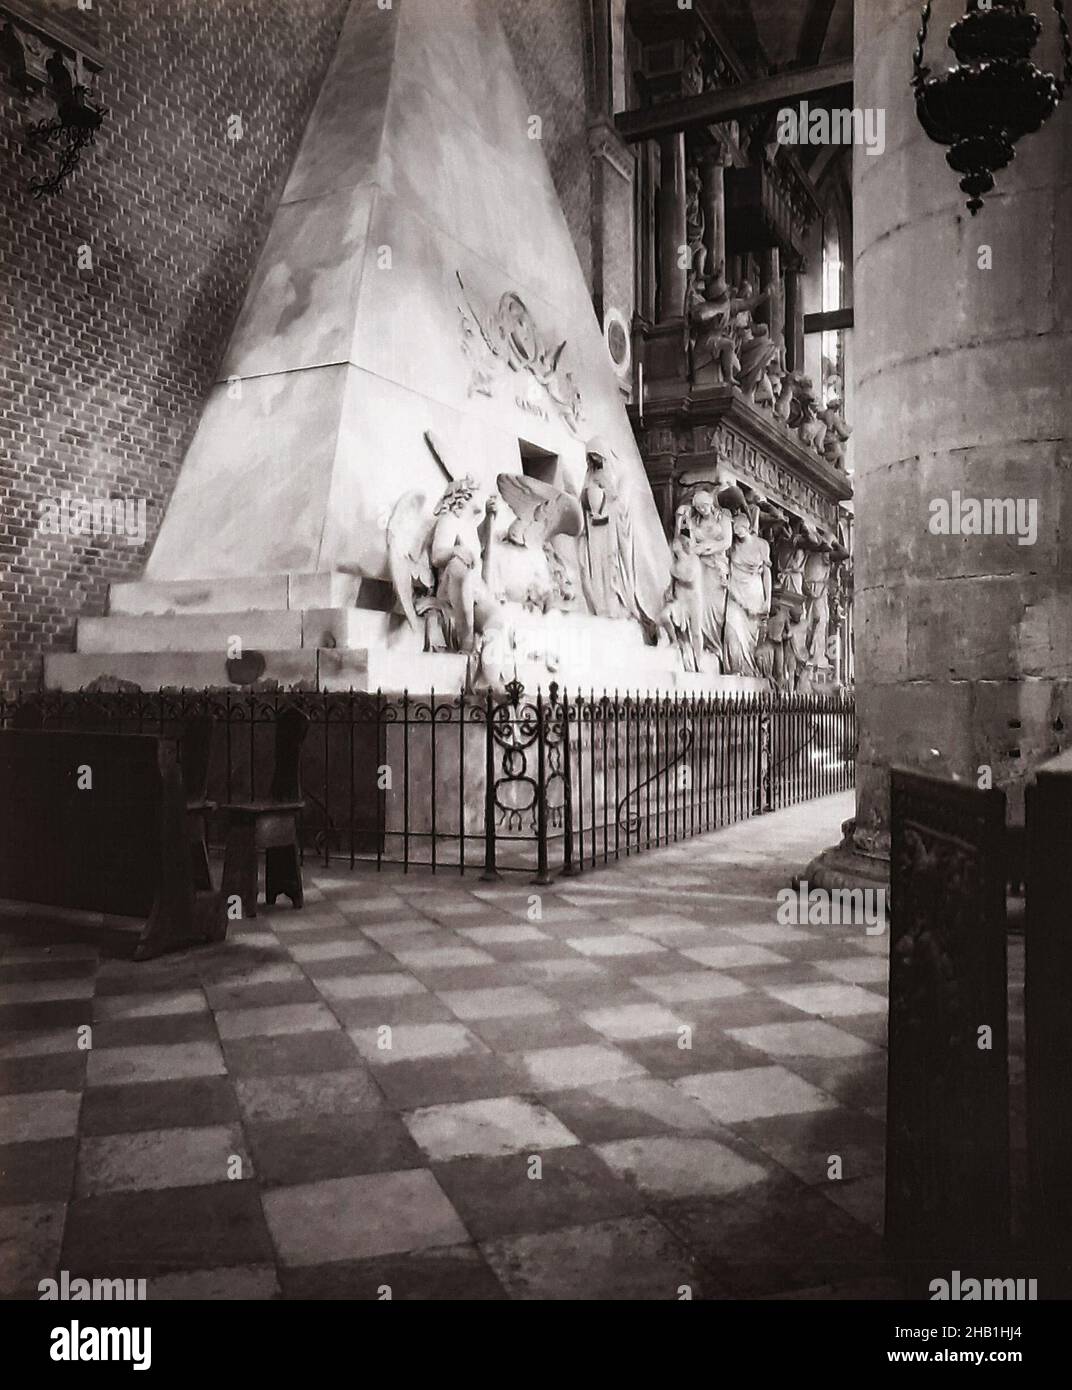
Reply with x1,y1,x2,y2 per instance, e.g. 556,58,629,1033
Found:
912,0,1072,214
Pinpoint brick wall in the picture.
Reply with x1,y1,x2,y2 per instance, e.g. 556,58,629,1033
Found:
0,0,596,693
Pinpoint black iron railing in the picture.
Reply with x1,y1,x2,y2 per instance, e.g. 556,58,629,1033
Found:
0,684,856,880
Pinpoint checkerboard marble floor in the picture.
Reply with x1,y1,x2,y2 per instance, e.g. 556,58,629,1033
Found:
1,791,910,1300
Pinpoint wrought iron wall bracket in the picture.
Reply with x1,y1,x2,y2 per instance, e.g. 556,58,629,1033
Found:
0,3,106,197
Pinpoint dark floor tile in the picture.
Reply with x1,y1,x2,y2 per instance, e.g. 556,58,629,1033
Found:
765,940,873,963
540,1085,711,1146
671,991,812,1029
79,1076,240,1136
289,954,394,980
402,963,535,991
0,921,133,959
372,1055,528,1109
62,1183,274,1276
730,1106,886,1186
725,963,832,989
193,945,296,982
480,1213,711,1300
327,995,454,1028
827,1013,888,1048
0,959,97,984
89,1014,218,1048
774,1055,887,1112
474,940,577,964
247,1112,423,1187
0,1050,86,1094
538,981,656,1011
94,963,203,996
278,1243,507,1300
468,1013,604,1054
202,980,321,1011
0,1138,76,1205
618,1027,759,1078
221,1029,360,1078
0,1001,92,1032
660,1180,888,1297
432,1146,644,1241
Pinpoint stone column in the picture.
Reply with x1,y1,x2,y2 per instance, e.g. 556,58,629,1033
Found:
758,247,782,337
700,146,726,279
783,264,804,371
656,132,688,321
806,0,1072,890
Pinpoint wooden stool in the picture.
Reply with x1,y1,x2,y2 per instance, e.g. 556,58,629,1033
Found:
221,706,308,920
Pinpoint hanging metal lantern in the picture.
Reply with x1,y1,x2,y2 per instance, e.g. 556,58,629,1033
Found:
912,0,1072,214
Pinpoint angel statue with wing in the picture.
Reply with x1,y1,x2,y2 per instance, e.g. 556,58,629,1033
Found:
493,472,584,613
386,474,499,656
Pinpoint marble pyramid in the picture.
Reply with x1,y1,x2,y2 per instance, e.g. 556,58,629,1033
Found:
47,0,677,692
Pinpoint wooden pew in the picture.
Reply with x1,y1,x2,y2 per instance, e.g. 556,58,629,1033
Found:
0,729,226,960
886,766,1009,1279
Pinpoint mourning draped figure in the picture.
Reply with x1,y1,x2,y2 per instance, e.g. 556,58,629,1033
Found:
578,437,640,620
723,507,772,676
674,489,733,663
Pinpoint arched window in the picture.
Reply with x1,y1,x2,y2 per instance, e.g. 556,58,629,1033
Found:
820,207,844,407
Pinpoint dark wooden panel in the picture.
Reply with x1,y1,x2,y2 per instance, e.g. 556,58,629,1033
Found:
0,729,171,917
1026,750,1072,1260
887,767,1010,1265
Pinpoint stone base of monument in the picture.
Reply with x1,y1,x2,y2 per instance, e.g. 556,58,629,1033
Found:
43,570,768,697
796,818,891,895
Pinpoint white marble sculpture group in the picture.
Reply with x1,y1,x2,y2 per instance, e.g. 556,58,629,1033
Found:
685,248,852,473
384,434,847,692
661,485,847,688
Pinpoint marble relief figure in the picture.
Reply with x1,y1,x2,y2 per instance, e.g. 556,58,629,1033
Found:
773,521,807,601
661,524,705,673
802,528,849,670
384,443,844,689
493,472,583,613
387,476,498,656
818,398,853,471
387,464,591,656
731,280,778,402
722,506,772,677
663,472,850,688
673,488,733,662
687,265,739,385
577,437,641,620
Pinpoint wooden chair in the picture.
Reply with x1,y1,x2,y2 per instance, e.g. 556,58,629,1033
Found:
221,706,308,920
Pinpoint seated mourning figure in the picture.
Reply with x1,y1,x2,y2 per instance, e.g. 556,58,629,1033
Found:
818,397,853,470
687,263,739,385
793,375,828,454
723,280,773,403
755,333,787,412
386,474,497,656
774,367,798,422
730,279,776,399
